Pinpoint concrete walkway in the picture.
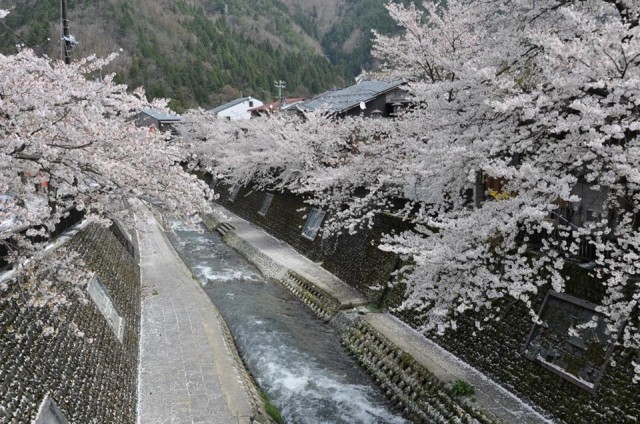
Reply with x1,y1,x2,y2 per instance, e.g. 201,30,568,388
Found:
364,313,553,424
211,205,367,309
132,199,255,424
211,204,554,424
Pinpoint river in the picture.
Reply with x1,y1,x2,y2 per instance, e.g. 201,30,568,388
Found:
167,220,406,424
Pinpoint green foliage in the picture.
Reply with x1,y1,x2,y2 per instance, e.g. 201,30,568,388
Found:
120,0,344,109
450,380,475,397
0,0,57,53
260,389,282,423
1,0,402,108
111,2,135,31
317,0,416,77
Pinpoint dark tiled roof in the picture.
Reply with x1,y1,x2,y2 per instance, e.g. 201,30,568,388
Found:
141,109,182,122
209,97,254,114
299,80,405,113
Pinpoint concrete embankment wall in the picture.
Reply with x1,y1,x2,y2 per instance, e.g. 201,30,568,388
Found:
343,320,494,424
214,186,410,303
214,184,640,424
0,222,140,423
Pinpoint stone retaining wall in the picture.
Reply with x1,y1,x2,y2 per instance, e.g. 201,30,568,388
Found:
0,222,140,423
427,294,640,424
342,320,494,424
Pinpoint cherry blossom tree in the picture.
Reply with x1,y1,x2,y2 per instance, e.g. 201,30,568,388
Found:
182,107,364,194
370,0,639,353
1,21,212,307
311,0,640,376
185,0,640,378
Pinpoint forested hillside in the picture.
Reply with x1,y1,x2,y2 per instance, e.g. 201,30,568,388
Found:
0,0,409,110
281,0,414,77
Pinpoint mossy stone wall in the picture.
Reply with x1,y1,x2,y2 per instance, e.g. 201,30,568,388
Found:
0,222,140,423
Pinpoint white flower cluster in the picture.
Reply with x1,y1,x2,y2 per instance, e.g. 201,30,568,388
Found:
185,0,640,380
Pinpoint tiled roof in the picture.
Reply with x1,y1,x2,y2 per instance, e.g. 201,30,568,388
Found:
298,80,405,113
209,97,254,114
141,109,182,122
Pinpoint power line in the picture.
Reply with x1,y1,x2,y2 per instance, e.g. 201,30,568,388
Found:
0,19,30,48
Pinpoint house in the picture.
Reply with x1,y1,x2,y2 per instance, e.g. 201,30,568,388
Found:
297,80,407,118
209,97,264,120
137,109,183,133
248,98,306,117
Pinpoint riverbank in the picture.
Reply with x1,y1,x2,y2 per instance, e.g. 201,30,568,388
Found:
131,199,270,424
204,204,554,424
167,219,408,423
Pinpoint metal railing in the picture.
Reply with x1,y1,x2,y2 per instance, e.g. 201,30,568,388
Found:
525,214,598,262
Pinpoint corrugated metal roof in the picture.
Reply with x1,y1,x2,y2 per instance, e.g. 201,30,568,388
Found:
209,97,254,114
299,80,405,113
141,109,182,122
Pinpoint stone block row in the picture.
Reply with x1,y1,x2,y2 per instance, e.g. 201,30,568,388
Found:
342,320,495,424
278,270,340,322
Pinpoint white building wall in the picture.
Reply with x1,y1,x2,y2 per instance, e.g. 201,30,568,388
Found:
216,98,263,120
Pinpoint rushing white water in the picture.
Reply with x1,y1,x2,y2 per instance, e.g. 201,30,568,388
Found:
168,221,407,424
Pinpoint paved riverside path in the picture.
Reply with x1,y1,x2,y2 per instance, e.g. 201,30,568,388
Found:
210,204,368,309
363,313,553,424
211,204,554,424
132,200,255,424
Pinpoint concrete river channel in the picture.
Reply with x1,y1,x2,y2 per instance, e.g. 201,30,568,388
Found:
167,221,407,424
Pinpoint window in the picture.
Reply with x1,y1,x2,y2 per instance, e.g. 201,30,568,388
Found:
522,290,620,392
35,395,69,424
228,185,240,202
249,100,254,107
87,275,124,342
259,193,274,216
301,208,326,241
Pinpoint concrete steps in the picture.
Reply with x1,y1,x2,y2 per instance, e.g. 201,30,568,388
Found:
279,270,341,322
216,222,235,236
343,319,492,424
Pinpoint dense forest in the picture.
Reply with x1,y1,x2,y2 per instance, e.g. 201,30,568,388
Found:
0,0,410,110
284,0,415,77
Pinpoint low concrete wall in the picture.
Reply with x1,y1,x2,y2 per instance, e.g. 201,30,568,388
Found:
343,319,493,424
215,185,409,304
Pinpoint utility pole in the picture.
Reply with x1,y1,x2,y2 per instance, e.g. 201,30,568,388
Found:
60,0,77,64
274,80,286,108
